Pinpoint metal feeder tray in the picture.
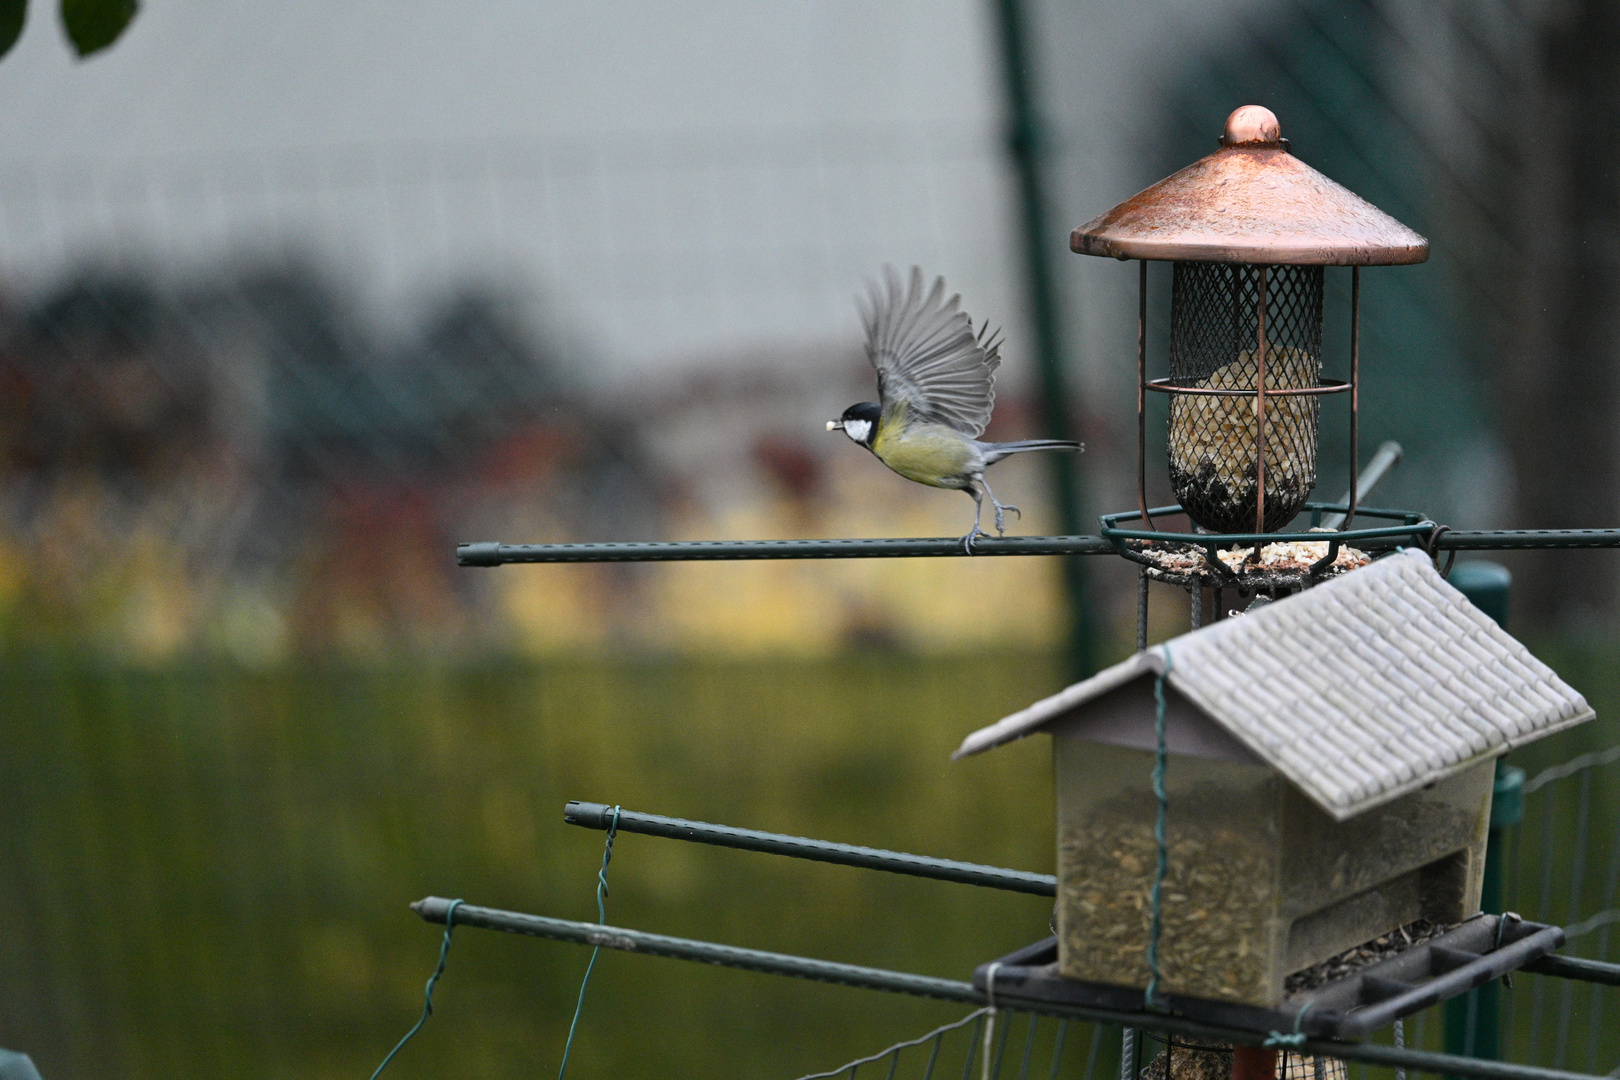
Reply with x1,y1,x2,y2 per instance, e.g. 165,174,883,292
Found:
1099,503,1434,591
974,913,1563,1039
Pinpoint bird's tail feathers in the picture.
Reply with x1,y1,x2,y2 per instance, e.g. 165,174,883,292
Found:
982,438,1084,465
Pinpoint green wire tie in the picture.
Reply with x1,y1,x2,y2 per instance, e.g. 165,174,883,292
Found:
1496,911,1522,989
1264,1001,1313,1047
370,897,464,1079
557,804,622,1080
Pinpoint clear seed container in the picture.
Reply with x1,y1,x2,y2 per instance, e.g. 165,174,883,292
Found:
1053,737,1491,1006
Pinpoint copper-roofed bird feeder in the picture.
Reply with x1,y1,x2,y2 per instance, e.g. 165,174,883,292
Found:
1075,105,1427,545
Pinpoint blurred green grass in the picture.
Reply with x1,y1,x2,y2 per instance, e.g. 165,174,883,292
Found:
1,641,1616,1079
0,651,1071,1080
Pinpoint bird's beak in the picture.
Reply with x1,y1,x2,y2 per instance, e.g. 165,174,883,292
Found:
826,420,842,431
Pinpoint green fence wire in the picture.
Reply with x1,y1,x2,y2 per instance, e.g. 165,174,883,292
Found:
1501,750,1620,1075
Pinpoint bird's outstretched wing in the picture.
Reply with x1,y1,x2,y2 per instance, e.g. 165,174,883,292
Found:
859,265,1002,437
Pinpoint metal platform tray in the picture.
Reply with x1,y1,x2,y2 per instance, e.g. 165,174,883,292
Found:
974,914,1563,1039
1098,503,1436,591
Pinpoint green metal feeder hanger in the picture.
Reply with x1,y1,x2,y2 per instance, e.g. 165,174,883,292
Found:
1075,105,1431,583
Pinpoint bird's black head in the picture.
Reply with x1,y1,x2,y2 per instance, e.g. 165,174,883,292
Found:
827,401,880,447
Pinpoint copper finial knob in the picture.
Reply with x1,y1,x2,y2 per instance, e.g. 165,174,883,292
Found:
1224,105,1280,145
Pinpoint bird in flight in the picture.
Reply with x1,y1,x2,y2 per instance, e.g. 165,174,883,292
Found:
828,266,1082,550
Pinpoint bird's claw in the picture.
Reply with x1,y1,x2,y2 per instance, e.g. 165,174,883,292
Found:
960,528,993,555
992,502,1021,536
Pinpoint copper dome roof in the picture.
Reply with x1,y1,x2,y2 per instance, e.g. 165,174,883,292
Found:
1071,106,1429,266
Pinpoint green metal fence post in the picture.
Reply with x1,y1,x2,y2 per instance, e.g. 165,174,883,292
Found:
1446,561,1516,1068
990,0,1096,680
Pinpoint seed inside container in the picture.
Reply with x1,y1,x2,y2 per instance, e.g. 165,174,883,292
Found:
1165,261,1325,534
1168,347,1320,533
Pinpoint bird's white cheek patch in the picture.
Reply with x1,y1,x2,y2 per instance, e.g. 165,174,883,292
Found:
843,419,871,444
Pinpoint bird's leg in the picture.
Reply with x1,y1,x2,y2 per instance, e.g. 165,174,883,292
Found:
961,486,992,553
979,476,1021,536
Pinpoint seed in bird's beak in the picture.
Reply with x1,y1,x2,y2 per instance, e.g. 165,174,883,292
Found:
826,420,842,431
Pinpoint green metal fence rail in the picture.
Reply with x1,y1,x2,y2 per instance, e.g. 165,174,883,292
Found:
563,801,1058,896
457,528,1620,566
409,897,1615,1080
1522,956,1620,988
1501,744,1620,1075
413,896,979,1004
457,536,1116,564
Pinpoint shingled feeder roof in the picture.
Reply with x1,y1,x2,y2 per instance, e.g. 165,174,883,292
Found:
954,549,1593,820
1070,105,1429,266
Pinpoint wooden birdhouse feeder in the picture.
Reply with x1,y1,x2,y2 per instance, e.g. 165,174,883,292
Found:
954,551,1592,1008
1074,105,1428,535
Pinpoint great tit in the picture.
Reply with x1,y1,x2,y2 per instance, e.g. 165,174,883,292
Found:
828,266,1083,550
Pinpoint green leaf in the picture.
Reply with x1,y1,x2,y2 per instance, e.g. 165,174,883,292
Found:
0,0,26,62
60,0,136,58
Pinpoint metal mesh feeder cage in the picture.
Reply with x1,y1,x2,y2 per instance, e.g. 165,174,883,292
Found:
1074,105,1428,544
1166,262,1324,533
1137,1034,1347,1080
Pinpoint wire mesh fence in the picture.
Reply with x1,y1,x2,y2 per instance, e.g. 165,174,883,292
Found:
1501,750,1620,1075
788,1008,1086,1080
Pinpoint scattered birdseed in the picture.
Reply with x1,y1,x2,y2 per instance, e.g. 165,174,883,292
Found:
1214,541,1369,574
1282,918,1455,994
1125,537,1368,589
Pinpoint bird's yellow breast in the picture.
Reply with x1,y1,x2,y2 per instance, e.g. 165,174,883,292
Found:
871,418,974,488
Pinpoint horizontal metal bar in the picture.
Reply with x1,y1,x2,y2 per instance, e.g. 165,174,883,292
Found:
458,536,1117,565
563,801,1057,896
1144,377,1353,398
1429,530,1620,550
1522,954,1620,987
1105,521,1431,545
413,896,979,1003
409,898,1611,1080
458,529,1620,565
1153,501,1420,522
